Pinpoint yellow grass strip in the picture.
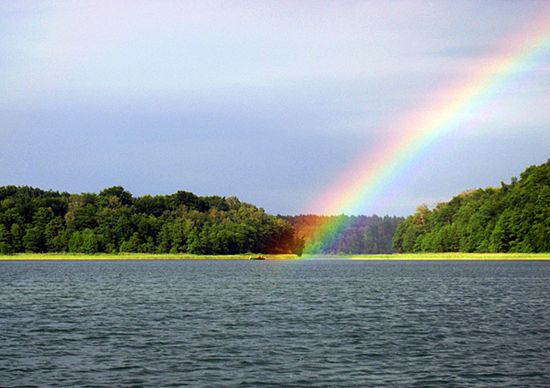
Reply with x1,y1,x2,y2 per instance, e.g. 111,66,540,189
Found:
0,253,299,261
349,253,550,260
2,253,549,261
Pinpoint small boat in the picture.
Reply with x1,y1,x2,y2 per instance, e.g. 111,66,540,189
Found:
249,256,266,260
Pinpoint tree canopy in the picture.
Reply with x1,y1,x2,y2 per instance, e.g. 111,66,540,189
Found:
393,159,550,253
284,214,403,254
0,186,404,255
0,186,301,255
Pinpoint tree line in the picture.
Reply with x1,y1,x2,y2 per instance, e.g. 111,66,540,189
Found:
284,214,403,254
0,185,405,255
393,159,550,253
0,186,302,255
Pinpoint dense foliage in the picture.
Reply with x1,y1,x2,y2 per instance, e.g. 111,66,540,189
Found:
284,215,403,254
0,186,302,255
393,159,550,253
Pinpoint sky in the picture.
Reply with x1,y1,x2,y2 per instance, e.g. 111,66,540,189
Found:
1,1,549,216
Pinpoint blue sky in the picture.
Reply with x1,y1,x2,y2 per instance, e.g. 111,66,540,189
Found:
1,1,549,216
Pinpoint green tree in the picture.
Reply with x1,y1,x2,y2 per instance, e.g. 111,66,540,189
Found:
99,186,133,208
68,229,100,254
23,226,45,252
10,224,23,252
45,218,67,252
0,224,12,254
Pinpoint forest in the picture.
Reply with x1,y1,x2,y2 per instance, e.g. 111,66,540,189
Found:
3,157,547,256
0,186,302,255
0,186,401,255
284,215,403,254
393,159,550,253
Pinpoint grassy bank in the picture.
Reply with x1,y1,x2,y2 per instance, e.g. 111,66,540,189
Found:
349,252,550,260
1,252,549,260
0,253,299,261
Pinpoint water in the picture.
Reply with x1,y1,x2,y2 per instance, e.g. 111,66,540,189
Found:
1,260,549,386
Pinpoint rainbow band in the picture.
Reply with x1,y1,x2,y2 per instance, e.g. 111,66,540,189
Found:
305,12,550,251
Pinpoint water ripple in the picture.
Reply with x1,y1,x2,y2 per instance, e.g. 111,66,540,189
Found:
1,260,549,386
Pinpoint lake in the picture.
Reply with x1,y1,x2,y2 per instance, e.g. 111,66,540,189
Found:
1,259,549,386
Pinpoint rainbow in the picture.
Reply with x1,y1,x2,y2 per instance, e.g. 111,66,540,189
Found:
305,12,550,252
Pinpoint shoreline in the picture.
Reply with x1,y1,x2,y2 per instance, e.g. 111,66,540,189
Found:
351,253,550,260
0,253,297,261
1,253,549,261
